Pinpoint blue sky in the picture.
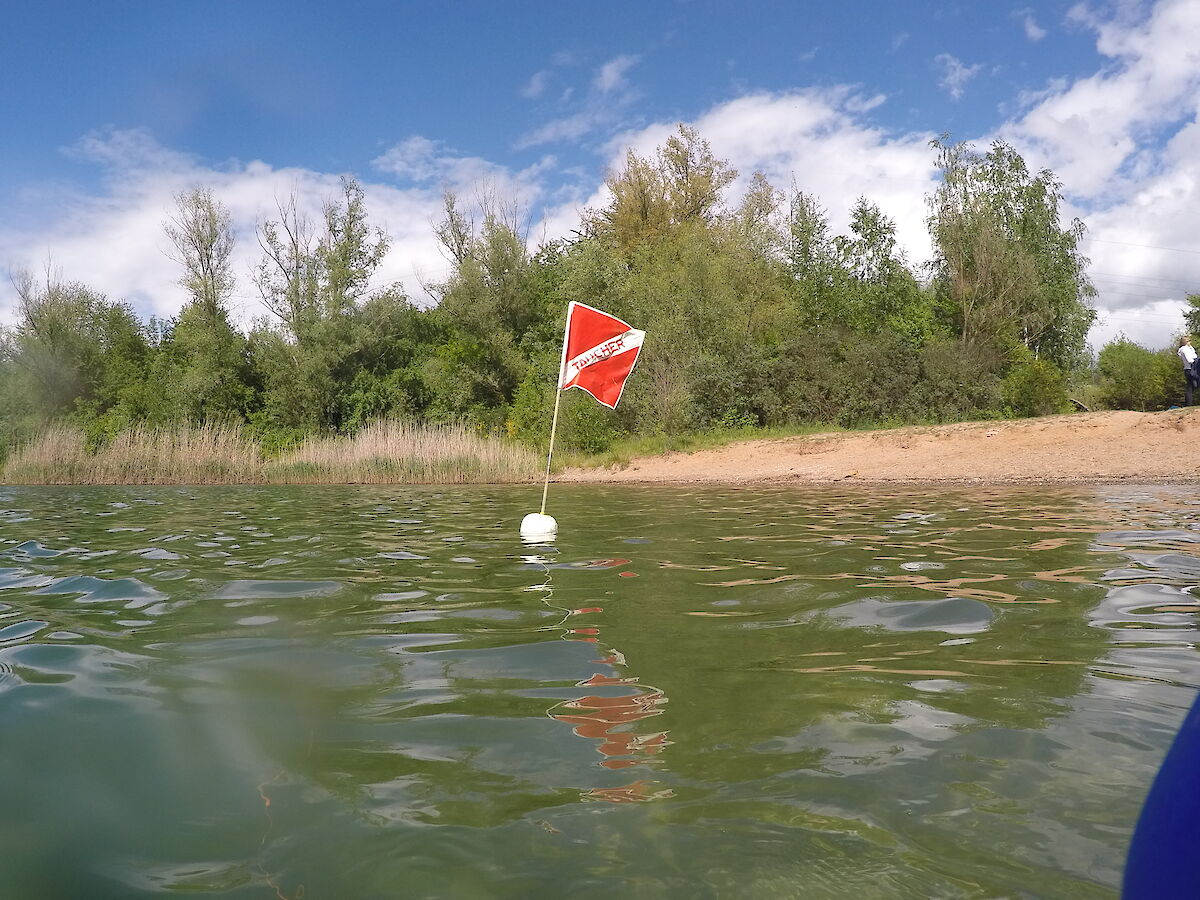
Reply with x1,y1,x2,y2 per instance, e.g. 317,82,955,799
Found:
3,0,1199,349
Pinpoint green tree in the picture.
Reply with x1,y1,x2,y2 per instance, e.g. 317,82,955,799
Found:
584,124,737,256
253,194,321,341
164,187,235,322
251,178,395,431
7,268,149,421
1096,337,1168,411
317,177,390,316
163,187,252,422
1182,293,1200,337
425,194,548,422
834,198,931,341
927,138,1096,370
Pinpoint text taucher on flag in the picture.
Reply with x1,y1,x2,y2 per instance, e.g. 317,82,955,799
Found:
557,302,645,409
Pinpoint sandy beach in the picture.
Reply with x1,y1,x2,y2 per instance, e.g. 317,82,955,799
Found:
558,409,1200,485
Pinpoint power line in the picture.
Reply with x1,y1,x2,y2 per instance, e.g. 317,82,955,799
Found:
1090,271,1200,288
1082,237,1200,256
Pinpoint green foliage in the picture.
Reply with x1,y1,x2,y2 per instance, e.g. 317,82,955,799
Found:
560,390,620,453
1096,337,1168,411
1001,352,1069,417
927,137,1096,370
507,360,555,446
1183,294,1200,339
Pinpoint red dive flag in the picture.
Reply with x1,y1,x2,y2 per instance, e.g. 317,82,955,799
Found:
558,302,645,409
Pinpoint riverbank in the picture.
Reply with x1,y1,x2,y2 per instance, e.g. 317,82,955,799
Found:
6,410,1197,487
558,410,1200,485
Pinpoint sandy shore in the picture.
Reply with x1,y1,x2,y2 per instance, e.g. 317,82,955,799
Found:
557,409,1200,485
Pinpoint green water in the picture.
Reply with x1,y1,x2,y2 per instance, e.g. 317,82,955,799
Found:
2,484,1199,898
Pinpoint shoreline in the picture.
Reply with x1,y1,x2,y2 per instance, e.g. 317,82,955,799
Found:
557,409,1200,486
3,410,1198,487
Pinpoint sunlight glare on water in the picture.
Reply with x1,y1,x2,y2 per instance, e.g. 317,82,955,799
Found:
1,483,1199,898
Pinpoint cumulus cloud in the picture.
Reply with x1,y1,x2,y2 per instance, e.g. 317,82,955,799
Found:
935,53,983,100
995,0,1200,347
0,130,521,326
591,88,938,266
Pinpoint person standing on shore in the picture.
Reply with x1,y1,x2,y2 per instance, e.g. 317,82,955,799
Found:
1179,336,1199,405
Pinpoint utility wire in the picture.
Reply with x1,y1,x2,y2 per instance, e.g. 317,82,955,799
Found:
1082,237,1200,256
1091,270,1198,284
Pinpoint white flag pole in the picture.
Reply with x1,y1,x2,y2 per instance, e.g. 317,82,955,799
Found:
521,304,574,541
539,384,563,516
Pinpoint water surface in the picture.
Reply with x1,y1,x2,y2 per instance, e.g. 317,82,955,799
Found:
2,483,1199,898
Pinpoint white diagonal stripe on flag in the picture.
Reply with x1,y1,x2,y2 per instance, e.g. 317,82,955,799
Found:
559,328,645,388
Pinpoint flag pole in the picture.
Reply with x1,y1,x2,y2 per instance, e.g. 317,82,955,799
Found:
539,383,563,515
522,301,642,541
521,303,573,541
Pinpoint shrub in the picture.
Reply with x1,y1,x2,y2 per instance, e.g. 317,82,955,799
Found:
1001,355,1068,417
1097,338,1167,411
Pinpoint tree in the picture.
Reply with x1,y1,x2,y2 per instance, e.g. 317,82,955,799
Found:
253,193,320,340
834,198,930,340
584,124,737,255
163,187,252,422
8,267,149,420
425,192,544,420
1183,293,1200,337
163,187,235,323
1097,337,1168,411
251,178,395,431
660,125,737,224
927,138,1096,370
317,177,389,315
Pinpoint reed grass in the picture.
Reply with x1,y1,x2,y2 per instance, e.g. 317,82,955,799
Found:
2,423,264,485
268,420,540,484
3,421,541,485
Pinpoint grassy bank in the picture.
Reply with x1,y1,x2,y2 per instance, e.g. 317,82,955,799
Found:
2,422,542,485
556,422,850,470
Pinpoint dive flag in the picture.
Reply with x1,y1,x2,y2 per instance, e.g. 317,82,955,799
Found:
558,302,645,409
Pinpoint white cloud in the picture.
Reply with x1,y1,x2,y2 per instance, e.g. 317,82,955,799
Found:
595,88,938,266
371,135,530,193
994,0,1200,348
935,53,983,100
594,54,639,94
1021,12,1048,41
521,70,550,99
0,130,542,326
517,112,604,149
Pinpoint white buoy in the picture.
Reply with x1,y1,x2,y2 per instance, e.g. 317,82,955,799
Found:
520,512,558,542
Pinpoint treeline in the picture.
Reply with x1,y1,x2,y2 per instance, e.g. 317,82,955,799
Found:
0,127,1187,465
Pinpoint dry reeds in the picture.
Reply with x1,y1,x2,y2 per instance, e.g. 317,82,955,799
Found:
2,423,264,484
268,420,540,484
2,420,541,485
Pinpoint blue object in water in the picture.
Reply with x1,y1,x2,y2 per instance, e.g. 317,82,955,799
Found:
1124,691,1200,897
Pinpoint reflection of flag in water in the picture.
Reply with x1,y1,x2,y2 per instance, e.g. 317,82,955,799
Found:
558,302,645,409
552,687,669,769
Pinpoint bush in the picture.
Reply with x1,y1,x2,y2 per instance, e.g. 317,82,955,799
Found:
1097,338,1168,411
1001,355,1068,417
561,391,621,453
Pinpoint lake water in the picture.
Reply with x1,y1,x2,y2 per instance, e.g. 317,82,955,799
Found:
2,483,1199,898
